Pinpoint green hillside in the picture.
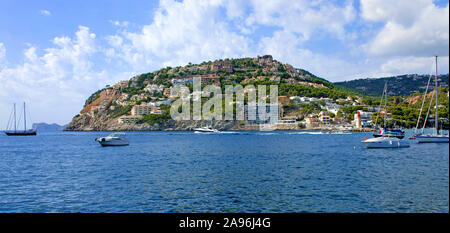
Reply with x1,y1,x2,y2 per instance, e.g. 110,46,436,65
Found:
334,74,449,96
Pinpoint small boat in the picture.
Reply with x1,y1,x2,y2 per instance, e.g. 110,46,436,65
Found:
328,128,352,134
361,136,410,148
4,102,37,136
194,126,219,133
362,81,410,148
371,82,405,139
95,133,129,146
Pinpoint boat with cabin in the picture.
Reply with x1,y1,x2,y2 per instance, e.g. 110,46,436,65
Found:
95,133,130,146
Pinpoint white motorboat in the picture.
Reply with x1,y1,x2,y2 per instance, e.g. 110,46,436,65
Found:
361,136,410,148
194,126,219,133
95,133,129,146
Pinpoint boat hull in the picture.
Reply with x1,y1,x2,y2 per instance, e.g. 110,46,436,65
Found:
414,135,449,143
362,137,410,148
5,131,37,136
96,137,129,146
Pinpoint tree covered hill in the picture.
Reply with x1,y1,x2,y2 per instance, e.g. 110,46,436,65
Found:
334,74,449,97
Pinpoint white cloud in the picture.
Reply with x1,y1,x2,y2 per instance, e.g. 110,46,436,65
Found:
0,43,5,67
0,26,130,125
362,0,449,57
110,0,253,71
380,56,450,75
40,10,51,16
246,0,356,41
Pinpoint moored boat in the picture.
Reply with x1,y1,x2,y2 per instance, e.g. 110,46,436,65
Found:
361,136,410,148
194,126,219,133
95,133,129,146
413,134,449,143
4,102,37,136
409,56,449,143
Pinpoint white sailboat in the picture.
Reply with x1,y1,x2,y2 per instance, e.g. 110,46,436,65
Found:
362,80,410,148
410,56,449,143
372,82,405,139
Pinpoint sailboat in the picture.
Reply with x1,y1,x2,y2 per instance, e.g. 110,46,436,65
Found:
362,82,410,148
372,81,405,139
4,102,37,136
410,56,449,143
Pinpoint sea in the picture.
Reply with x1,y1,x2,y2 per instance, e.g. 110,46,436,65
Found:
0,130,448,213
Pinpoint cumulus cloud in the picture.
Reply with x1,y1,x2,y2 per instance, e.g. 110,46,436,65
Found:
361,0,449,57
0,26,131,125
118,0,252,71
380,56,450,75
246,0,356,41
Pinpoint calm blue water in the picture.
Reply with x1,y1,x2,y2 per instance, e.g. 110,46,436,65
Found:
0,130,448,213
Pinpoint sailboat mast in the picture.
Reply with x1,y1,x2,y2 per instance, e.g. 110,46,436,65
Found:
14,103,16,132
384,83,387,129
24,102,27,131
435,56,438,135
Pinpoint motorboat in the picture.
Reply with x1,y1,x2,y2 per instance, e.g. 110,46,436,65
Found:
361,136,410,148
194,126,219,133
95,133,129,146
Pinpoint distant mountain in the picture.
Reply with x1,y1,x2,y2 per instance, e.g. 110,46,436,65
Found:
334,74,449,96
32,123,66,131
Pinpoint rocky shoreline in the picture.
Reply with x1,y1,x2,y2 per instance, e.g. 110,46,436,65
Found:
64,114,374,132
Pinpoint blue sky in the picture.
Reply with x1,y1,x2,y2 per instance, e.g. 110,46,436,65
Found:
0,0,449,125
